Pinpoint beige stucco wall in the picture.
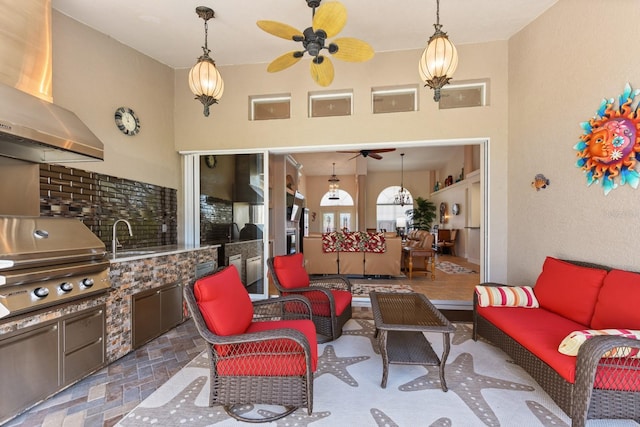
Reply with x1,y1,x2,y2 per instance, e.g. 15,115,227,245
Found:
175,41,510,281
507,0,640,283
51,12,178,190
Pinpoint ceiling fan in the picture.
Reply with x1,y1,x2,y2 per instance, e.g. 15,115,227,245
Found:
256,0,374,87
337,148,396,160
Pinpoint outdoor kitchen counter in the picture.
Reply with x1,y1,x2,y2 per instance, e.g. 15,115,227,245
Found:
107,245,219,361
109,244,221,262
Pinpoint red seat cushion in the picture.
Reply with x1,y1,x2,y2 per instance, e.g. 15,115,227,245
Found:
194,265,253,336
216,319,318,375
272,253,310,289
591,269,640,330
533,257,607,326
479,306,640,389
478,306,586,383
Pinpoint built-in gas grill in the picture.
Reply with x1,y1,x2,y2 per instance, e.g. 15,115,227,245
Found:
0,216,111,319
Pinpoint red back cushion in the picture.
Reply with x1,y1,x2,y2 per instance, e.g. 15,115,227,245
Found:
591,269,640,329
272,253,310,289
533,257,607,326
193,265,253,336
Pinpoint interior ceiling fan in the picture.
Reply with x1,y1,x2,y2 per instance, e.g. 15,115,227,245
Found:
337,148,396,160
257,0,374,87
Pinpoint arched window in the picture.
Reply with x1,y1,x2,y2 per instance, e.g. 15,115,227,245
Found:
320,189,354,232
376,186,413,232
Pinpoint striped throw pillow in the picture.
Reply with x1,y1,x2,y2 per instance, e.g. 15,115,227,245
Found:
558,329,640,357
475,285,539,308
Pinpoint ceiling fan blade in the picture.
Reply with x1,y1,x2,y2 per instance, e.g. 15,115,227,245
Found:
257,20,303,40
337,150,362,154
368,153,383,160
312,2,347,38
370,148,396,153
267,51,303,72
310,56,334,87
331,37,375,62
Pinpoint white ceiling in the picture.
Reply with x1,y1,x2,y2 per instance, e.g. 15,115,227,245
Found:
51,0,558,69
50,0,557,176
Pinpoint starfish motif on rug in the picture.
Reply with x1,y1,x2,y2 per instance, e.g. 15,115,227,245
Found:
399,352,535,426
259,408,331,426
526,400,569,427
119,376,235,425
315,344,370,386
343,318,380,354
451,323,474,345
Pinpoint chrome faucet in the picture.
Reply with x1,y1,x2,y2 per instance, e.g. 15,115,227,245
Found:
112,219,133,259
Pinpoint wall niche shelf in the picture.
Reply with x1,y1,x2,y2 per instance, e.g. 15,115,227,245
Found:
431,169,480,197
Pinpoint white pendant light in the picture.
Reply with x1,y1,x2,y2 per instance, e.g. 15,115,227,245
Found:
189,7,224,117
418,0,458,102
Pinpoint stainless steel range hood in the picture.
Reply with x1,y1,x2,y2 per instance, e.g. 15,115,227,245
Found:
0,83,104,163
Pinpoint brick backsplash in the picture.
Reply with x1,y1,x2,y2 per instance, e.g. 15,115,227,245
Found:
39,164,177,249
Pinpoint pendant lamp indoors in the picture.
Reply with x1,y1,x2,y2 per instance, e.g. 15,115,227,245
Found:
418,0,458,102
394,153,411,207
328,162,340,200
189,6,224,117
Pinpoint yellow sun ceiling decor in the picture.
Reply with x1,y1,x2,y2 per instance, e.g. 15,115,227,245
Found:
257,0,374,87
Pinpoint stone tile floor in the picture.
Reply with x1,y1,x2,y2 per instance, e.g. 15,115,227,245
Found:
5,320,206,427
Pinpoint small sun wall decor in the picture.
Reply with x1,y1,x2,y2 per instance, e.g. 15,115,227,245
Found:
574,83,640,195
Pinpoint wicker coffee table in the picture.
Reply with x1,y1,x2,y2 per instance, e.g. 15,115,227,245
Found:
369,291,455,391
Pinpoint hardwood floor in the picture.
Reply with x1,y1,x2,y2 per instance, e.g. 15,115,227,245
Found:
397,254,480,302
271,253,480,303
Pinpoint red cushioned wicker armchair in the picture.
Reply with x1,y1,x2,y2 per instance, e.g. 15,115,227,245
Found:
184,265,318,423
268,252,352,343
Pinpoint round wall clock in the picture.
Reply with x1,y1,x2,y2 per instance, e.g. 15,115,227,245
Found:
114,107,140,136
204,155,217,169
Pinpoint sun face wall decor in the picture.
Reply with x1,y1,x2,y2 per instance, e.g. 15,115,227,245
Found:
574,83,640,195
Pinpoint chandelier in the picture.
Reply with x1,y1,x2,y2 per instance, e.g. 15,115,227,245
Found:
418,0,458,102
328,162,340,200
188,6,224,117
394,153,411,206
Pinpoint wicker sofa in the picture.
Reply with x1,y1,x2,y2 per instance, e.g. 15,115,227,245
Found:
473,257,640,426
302,231,402,276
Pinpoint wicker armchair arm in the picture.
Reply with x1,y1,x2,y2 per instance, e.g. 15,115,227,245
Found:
252,294,312,321
309,275,352,292
572,335,640,425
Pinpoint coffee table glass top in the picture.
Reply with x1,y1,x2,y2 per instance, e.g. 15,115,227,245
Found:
369,292,454,332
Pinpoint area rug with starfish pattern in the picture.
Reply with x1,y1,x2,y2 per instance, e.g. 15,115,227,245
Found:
436,261,478,274
116,319,638,426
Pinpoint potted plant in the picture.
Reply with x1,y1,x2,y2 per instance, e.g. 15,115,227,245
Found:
407,197,436,230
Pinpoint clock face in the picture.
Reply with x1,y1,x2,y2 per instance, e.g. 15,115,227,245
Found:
115,107,140,136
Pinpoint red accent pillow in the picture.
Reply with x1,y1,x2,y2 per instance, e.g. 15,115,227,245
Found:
533,257,607,326
272,253,310,289
194,265,253,336
591,269,640,330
